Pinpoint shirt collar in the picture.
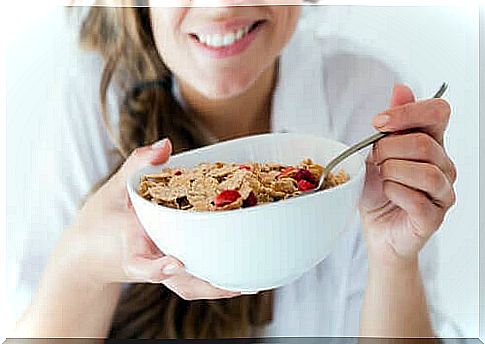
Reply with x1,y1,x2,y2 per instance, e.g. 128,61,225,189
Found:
271,28,333,139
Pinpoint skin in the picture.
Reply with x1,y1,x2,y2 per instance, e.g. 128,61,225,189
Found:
12,2,456,339
150,3,300,140
359,86,455,337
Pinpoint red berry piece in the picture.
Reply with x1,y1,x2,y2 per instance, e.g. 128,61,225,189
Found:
277,167,298,179
239,165,252,171
242,191,257,208
298,179,316,192
174,170,182,176
214,190,241,207
294,169,316,184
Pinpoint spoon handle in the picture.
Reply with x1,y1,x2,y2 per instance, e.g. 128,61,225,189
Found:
318,82,449,191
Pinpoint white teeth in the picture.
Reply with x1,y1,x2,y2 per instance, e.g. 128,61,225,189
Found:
236,28,244,40
222,32,236,46
211,34,223,47
195,23,256,48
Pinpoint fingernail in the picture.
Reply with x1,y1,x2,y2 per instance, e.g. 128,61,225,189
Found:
151,138,168,150
374,114,390,127
163,263,181,275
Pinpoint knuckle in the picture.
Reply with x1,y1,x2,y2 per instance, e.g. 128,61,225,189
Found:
431,106,441,120
380,159,393,176
449,188,457,207
413,133,433,156
379,161,389,178
382,180,392,194
423,164,444,190
393,103,413,123
401,103,413,116
435,98,452,117
449,159,458,183
429,99,451,125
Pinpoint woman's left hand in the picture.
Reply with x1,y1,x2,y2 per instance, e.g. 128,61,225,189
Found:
360,84,457,269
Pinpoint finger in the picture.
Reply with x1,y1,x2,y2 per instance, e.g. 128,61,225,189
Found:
380,159,456,209
366,84,415,165
389,84,416,107
117,138,173,184
164,272,241,300
123,255,184,283
373,98,452,145
382,180,445,239
131,228,165,259
122,211,164,258
372,132,457,183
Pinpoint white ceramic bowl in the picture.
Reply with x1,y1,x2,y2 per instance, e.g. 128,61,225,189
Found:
127,133,366,292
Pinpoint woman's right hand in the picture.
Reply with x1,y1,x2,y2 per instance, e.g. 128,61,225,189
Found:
61,138,240,300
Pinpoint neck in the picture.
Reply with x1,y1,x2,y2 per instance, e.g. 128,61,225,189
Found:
177,61,278,142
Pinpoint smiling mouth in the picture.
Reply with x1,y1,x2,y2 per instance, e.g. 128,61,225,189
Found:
190,20,265,48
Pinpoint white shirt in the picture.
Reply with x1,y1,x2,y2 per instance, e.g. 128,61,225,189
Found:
6,15,462,337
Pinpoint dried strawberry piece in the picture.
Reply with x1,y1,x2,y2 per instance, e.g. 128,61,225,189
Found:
297,179,316,192
174,170,182,176
242,191,257,208
294,169,316,184
238,165,252,171
277,167,298,179
214,190,241,207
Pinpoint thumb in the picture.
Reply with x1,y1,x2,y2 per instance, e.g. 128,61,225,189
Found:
368,84,416,165
390,83,416,107
371,84,416,131
118,138,173,183
126,255,185,283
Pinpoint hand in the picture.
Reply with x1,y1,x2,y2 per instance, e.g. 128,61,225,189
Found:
60,138,240,300
359,85,457,269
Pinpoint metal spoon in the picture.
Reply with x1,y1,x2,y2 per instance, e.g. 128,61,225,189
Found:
314,82,449,192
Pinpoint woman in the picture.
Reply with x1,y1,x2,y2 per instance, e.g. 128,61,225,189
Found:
11,1,457,339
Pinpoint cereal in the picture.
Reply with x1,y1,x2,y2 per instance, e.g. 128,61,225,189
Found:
138,159,349,212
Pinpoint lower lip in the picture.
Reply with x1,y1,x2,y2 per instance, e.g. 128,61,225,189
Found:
190,23,264,59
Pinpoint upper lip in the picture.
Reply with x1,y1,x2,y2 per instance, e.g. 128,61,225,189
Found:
188,18,265,36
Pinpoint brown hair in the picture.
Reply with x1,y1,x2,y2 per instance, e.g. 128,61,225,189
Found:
79,5,274,339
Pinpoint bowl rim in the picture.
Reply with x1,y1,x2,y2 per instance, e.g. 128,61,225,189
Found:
127,133,367,219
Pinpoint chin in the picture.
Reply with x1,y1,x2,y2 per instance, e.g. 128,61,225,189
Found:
196,74,258,100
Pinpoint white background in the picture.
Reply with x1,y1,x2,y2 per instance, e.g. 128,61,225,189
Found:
3,3,481,339
301,5,480,336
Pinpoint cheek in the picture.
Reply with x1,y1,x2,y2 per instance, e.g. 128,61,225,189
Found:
271,6,301,47
149,8,188,67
